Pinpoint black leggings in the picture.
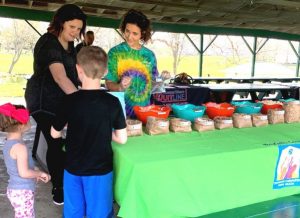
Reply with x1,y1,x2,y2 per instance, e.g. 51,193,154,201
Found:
32,111,65,189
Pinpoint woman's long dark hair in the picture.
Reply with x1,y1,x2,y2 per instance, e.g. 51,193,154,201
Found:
47,4,87,39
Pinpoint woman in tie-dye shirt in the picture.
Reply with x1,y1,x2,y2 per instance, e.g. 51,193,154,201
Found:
105,9,158,118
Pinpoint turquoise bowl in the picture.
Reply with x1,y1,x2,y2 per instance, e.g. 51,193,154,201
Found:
279,98,296,103
171,104,206,122
231,101,262,114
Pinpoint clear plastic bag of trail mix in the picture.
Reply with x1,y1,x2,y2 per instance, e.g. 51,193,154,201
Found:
232,113,252,128
283,101,300,123
268,109,285,124
193,117,215,132
251,114,268,127
169,118,192,133
214,116,233,130
126,119,143,137
145,116,169,135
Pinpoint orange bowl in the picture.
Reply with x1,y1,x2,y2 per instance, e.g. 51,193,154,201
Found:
203,102,235,119
261,103,283,114
133,105,171,124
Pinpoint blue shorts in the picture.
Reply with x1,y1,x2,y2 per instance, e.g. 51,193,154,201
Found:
63,170,114,218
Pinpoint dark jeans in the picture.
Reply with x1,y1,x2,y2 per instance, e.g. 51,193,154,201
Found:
32,111,65,189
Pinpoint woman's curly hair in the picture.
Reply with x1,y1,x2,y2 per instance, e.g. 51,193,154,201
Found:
119,9,152,43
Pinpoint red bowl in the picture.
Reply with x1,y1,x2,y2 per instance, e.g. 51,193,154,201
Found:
203,102,235,119
261,103,283,114
133,105,171,124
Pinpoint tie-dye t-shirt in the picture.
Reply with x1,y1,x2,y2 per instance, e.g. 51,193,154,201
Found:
106,42,159,117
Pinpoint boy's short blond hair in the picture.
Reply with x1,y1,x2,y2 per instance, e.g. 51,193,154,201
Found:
77,46,108,79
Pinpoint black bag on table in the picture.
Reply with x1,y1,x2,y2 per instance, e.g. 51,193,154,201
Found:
173,72,193,85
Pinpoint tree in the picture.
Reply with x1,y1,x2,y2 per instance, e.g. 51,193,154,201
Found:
153,33,185,75
88,27,123,51
209,35,244,65
7,21,24,74
1,19,39,74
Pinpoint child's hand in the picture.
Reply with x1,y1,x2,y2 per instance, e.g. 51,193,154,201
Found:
120,76,132,90
38,172,51,183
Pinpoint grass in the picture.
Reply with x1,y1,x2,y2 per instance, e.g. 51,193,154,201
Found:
0,81,26,97
0,53,235,97
0,53,230,77
155,55,233,77
0,53,34,75
0,52,29,96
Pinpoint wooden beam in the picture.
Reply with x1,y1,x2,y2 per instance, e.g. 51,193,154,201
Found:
256,0,300,8
115,0,200,10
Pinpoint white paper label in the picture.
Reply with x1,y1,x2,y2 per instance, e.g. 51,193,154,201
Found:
199,120,214,126
244,115,251,120
129,124,141,130
275,110,284,115
159,122,168,127
259,116,268,120
180,121,190,126
222,119,233,124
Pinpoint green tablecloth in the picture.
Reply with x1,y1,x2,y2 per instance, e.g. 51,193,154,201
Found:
113,123,300,218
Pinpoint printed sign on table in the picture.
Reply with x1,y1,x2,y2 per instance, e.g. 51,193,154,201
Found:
151,88,188,106
273,144,300,189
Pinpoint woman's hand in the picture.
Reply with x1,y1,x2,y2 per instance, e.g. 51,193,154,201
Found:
161,70,171,80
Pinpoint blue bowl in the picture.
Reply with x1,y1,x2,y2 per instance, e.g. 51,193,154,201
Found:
231,101,251,106
171,104,206,121
279,98,296,103
231,101,262,114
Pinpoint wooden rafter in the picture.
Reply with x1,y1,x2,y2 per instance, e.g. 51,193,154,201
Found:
0,0,299,38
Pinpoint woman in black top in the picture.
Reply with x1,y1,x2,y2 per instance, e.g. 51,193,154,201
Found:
25,4,87,205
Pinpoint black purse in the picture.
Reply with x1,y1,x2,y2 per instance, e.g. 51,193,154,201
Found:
173,72,193,85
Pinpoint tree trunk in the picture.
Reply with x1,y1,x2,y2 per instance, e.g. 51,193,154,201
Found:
8,49,22,74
